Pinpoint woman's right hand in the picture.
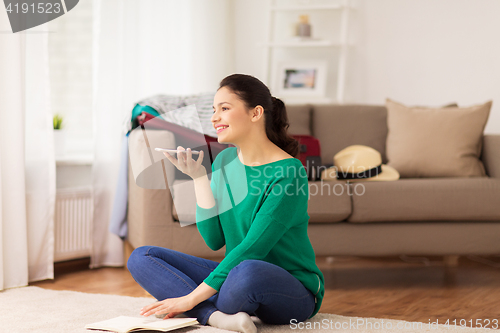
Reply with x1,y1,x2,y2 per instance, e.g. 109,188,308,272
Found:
163,146,207,180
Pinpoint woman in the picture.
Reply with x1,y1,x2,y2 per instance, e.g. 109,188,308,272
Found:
127,74,325,333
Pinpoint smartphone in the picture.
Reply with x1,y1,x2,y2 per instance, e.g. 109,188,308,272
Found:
155,148,200,155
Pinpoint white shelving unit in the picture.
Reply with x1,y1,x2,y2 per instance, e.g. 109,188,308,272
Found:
262,0,355,104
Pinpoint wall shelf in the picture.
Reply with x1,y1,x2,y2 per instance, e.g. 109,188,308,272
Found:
284,97,335,105
270,4,345,11
263,40,340,47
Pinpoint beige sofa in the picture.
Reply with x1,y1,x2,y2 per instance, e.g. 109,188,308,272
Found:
126,104,500,260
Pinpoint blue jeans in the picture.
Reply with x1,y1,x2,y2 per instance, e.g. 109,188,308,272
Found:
127,246,315,325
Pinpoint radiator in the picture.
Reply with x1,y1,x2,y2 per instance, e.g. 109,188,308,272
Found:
54,187,93,262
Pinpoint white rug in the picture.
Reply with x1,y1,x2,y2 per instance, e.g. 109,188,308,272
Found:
0,287,493,332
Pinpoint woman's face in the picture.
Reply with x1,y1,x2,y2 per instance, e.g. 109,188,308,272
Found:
212,86,255,145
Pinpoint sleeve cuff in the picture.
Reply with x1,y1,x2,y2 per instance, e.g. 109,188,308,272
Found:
196,202,218,223
203,274,225,292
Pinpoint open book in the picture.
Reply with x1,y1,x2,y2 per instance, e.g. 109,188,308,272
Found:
85,315,199,332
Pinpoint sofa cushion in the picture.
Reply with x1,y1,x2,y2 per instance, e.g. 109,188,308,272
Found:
171,179,352,224
312,104,389,165
285,104,312,135
307,180,352,223
385,98,492,178
347,178,500,223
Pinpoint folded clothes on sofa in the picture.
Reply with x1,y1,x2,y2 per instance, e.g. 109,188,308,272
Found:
126,93,217,137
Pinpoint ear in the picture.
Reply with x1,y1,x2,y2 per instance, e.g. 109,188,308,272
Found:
251,105,264,123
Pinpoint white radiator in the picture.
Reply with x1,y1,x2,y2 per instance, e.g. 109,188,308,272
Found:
54,187,93,262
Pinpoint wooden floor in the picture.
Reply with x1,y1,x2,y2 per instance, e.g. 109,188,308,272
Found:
31,255,500,329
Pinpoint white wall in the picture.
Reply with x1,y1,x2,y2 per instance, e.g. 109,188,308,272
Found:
354,0,500,134
233,0,269,82
234,0,500,134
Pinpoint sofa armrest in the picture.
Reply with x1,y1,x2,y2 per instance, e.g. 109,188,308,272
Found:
127,128,178,248
482,134,500,178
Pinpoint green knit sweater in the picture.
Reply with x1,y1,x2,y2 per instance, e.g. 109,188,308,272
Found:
196,147,324,319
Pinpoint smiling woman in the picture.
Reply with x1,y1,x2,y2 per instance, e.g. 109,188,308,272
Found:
127,74,324,333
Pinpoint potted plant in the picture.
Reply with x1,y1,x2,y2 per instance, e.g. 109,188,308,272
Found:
53,114,66,156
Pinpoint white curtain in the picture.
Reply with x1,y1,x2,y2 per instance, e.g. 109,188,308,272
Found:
0,14,56,289
91,0,235,267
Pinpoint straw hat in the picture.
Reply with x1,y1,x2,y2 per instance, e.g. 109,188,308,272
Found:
321,145,400,182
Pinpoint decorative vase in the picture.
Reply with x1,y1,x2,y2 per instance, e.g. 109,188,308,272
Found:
54,129,67,156
296,15,312,37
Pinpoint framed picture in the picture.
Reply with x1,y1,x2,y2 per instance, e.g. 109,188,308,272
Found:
273,60,327,98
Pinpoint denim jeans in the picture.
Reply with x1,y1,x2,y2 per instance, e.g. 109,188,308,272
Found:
127,246,316,326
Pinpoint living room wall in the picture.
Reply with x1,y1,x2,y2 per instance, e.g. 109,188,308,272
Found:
233,0,500,134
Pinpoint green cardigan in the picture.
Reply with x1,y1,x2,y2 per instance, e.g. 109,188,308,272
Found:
196,147,324,319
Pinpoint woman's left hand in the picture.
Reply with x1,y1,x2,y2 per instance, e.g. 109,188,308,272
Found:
140,296,194,319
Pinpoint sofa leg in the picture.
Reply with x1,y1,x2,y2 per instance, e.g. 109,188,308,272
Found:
443,255,460,267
